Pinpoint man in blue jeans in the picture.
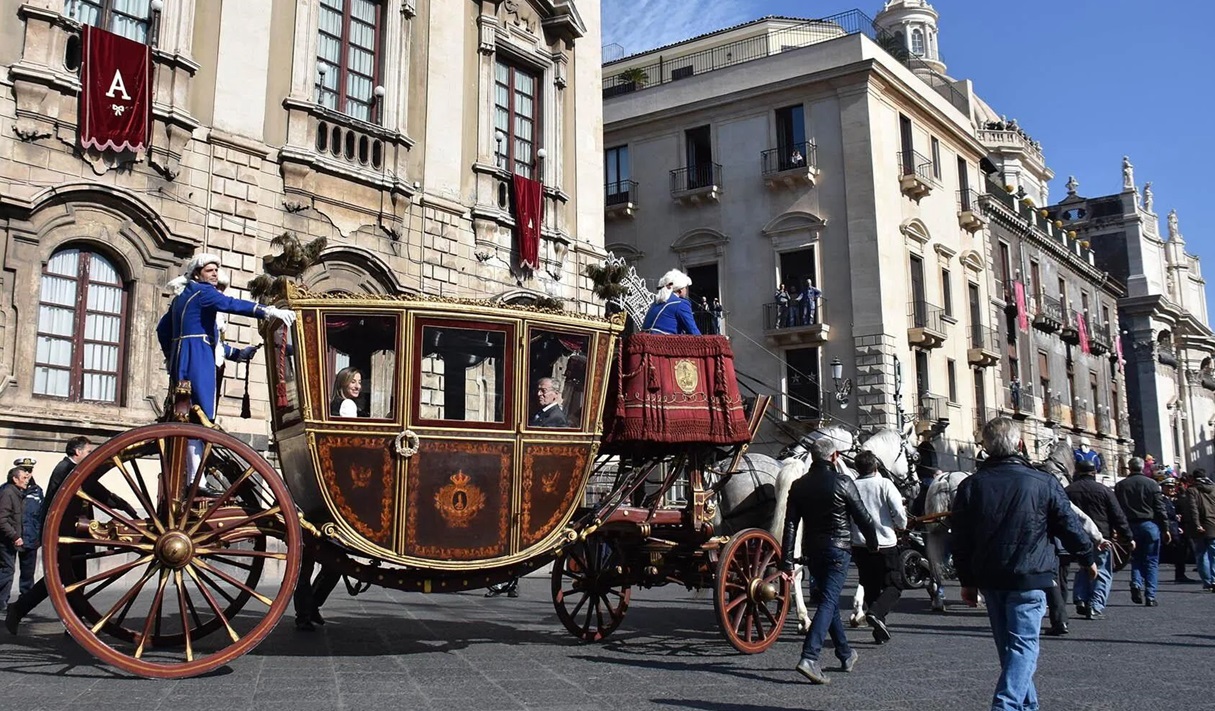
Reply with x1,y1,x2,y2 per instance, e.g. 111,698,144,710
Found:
1067,459,1133,619
953,418,1096,711
780,436,878,685
1115,456,1169,605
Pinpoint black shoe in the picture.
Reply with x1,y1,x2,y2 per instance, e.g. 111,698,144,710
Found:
795,659,830,685
4,606,21,635
1075,603,1088,617
866,613,891,645
1044,625,1069,636
310,610,325,626
1131,587,1144,605
294,617,316,631
507,588,519,598
841,649,859,673
197,485,226,499
1176,575,1197,583
1087,609,1105,620
1145,598,1158,607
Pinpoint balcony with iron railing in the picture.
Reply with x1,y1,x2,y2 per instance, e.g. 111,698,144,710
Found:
973,407,1001,436
1044,394,1064,424
762,141,819,188
604,180,638,218
908,300,947,349
897,150,940,200
1096,407,1111,434
1071,400,1091,432
968,324,1001,368
998,278,1024,316
957,189,987,233
763,296,830,346
1117,415,1131,442
670,163,722,203
1033,294,1064,334
1060,309,1083,346
915,393,950,435
1088,322,1112,355
1009,383,1037,420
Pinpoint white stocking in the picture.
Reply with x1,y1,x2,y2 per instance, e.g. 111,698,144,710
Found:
186,439,205,486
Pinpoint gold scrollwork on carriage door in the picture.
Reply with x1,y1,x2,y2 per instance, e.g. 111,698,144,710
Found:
673,359,699,394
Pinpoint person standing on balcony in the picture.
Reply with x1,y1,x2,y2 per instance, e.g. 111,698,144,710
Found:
711,297,724,335
775,283,791,329
641,269,700,335
1010,376,1022,411
800,277,822,326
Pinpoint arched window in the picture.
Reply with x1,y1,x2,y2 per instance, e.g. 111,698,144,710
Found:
911,29,925,56
35,248,127,403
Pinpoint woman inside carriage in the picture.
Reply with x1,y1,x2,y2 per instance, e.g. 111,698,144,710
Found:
640,269,701,335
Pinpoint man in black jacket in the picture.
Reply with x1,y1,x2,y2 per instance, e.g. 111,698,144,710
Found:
1067,459,1133,619
953,417,1096,711
1115,456,1169,605
5,436,135,634
780,436,878,685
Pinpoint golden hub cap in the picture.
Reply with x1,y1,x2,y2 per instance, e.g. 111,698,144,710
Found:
155,530,195,569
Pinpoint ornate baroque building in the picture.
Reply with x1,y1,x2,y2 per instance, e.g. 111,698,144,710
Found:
1050,166,1215,473
0,0,605,460
601,1,1133,470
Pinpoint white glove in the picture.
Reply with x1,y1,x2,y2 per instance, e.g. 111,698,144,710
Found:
263,306,296,328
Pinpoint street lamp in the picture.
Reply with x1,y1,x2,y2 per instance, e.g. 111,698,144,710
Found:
831,357,852,410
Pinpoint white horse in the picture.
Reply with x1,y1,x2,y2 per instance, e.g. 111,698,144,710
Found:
920,470,971,612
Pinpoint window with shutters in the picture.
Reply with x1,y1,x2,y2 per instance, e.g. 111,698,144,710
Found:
316,0,383,123
35,248,127,404
66,0,152,43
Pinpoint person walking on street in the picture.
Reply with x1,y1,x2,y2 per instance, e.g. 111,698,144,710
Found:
16,475,43,597
5,436,136,634
849,451,907,645
780,436,879,685
1180,468,1215,590
1160,478,1191,583
0,467,32,612
952,417,1096,711
1115,456,1169,606
1067,459,1133,619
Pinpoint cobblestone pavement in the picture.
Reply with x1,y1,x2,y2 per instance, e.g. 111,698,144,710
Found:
1,568,1211,711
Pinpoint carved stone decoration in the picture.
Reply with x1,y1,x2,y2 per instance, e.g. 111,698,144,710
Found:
1122,155,1134,191
149,121,197,181
478,13,498,54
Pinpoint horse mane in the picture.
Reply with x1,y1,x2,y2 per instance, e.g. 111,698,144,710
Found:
1038,440,1076,484
860,429,904,464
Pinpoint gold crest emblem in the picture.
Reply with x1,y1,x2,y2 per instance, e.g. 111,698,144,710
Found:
435,471,485,528
674,359,699,394
541,470,560,494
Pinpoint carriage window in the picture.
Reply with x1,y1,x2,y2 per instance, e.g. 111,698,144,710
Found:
418,325,509,424
325,314,398,419
527,329,589,429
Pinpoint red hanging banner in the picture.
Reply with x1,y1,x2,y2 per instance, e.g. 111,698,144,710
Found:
512,174,543,271
79,25,151,153
1076,311,1091,355
1013,281,1029,332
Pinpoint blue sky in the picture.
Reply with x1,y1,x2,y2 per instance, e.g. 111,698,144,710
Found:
602,0,1215,308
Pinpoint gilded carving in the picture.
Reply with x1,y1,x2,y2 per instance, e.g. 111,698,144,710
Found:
317,436,395,546
674,359,699,394
434,471,486,528
521,444,589,546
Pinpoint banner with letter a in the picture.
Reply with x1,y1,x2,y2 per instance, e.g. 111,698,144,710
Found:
80,25,151,153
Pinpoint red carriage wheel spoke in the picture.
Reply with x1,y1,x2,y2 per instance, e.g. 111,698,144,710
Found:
91,564,160,634
729,600,746,631
186,466,257,535
715,529,790,654
134,569,172,659
185,565,240,643
759,600,780,628
127,459,160,522
111,457,165,535
193,568,240,606
74,491,157,542
191,559,274,607
176,441,214,530
191,506,283,546
58,537,154,553
173,571,195,662
65,554,155,595
750,605,766,641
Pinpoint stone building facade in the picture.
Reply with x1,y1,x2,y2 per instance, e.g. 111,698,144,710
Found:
0,0,605,463
1051,168,1215,473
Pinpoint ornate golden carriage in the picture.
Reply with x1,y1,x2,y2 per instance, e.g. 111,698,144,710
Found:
40,285,788,679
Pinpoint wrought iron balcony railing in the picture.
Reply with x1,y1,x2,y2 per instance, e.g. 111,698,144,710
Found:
605,180,638,207
669,163,722,195
762,140,818,175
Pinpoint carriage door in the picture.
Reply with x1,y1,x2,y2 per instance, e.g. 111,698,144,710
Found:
399,317,517,562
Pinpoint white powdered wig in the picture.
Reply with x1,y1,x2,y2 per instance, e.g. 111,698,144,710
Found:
654,268,692,304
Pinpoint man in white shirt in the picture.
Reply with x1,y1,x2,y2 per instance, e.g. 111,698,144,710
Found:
850,450,908,644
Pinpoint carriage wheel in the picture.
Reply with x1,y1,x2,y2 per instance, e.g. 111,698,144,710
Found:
714,528,790,654
43,422,302,678
551,537,631,642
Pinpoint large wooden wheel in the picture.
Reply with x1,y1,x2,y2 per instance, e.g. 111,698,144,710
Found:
43,422,302,678
551,537,631,642
713,528,790,654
